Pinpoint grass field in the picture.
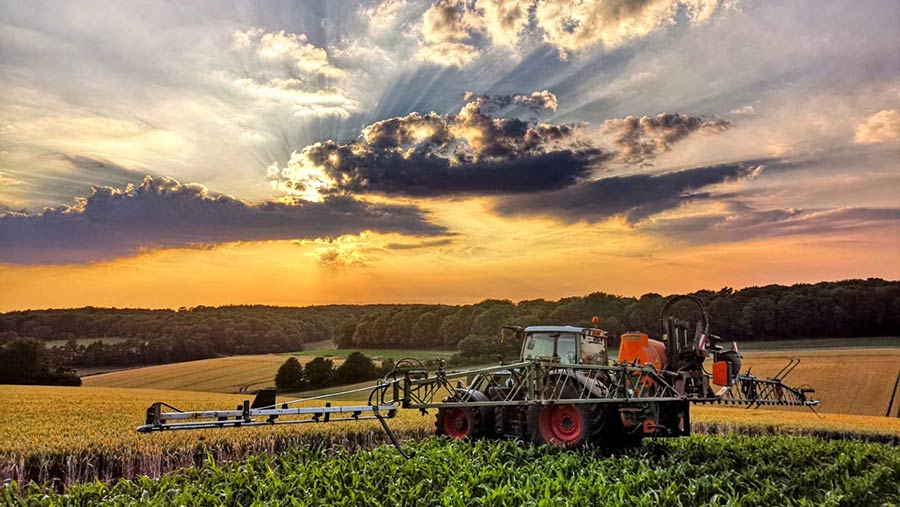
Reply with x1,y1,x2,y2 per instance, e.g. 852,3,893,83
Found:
7,436,899,506
82,348,455,394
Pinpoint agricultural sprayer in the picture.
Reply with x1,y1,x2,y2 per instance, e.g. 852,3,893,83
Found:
137,296,819,453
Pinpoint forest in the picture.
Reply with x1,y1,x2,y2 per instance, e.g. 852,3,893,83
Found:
0,279,897,384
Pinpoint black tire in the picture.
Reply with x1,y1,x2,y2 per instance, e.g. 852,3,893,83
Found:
528,382,605,448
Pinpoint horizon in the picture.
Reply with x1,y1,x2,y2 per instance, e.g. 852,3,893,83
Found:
1,0,899,311
3,277,895,313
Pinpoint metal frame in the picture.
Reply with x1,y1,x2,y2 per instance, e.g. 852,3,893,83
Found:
137,356,817,434
134,295,821,458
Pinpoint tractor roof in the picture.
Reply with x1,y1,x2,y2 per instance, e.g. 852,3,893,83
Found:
524,325,586,334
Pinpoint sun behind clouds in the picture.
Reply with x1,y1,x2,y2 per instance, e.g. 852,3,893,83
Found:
0,0,898,309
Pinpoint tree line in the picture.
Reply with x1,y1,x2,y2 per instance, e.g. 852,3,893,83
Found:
0,279,897,385
274,352,393,392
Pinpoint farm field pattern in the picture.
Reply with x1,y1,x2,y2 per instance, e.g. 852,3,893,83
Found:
82,348,457,393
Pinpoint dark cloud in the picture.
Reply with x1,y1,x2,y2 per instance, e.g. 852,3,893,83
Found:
0,175,446,265
271,92,607,197
643,202,900,243
494,160,766,223
601,113,731,165
462,90,558,113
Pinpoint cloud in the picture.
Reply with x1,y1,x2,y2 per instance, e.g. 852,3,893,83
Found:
478,0,531,48
643,202,900,244
731,105,756,115
414,0,723,66
314,237,376,269
0,176,446,265
494,160,765,223
854,109,900,144
359,0,412,33
229,28,357,117
269,92,607,198
232,28,345,79
601,113,731,165
416,0,483,67
385,238,455,250
0,155,153,211
464,90,559,112
0,174,30,187
534,0,719,58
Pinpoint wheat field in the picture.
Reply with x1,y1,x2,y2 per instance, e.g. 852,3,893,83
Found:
732,348,900,416
82,354,348,393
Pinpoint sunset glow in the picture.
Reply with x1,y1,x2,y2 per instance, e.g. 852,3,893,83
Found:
1,0,898,311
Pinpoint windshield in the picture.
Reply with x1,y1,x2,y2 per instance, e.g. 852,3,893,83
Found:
523,332,579,364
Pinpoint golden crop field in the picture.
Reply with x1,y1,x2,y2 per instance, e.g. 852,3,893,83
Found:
735,348,900,416
82,354,347,393
692,405,900,441
0,385,432,487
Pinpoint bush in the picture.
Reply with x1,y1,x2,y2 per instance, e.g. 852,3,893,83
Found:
304,357,335,388
0,338,81,386
274,357,305,391
333,352,379,385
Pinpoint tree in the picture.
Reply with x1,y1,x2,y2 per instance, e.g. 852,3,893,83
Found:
304,357,334,388
456,334,499,360
0,338,80,386
0,338,49,384
275,357,305,391
333,320,357,348
334,352,378,385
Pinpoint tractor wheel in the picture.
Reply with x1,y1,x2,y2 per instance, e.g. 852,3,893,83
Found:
528,384,603,448
434,396,486,441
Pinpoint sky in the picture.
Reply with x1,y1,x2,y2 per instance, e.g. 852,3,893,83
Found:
0,0,898,311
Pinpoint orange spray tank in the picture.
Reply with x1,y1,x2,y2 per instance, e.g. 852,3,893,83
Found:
618,332,667,370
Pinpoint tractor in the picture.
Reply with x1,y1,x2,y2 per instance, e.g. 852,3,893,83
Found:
138,296,818,454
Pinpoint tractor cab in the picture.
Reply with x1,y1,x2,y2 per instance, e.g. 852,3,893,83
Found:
520,325,609,366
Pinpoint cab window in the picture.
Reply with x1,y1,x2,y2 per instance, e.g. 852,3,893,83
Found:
523,333,555,359
523,332,579,364
557,335,577,364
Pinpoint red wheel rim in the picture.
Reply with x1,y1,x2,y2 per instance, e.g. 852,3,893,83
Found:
539,405,582,446
443,408,470,439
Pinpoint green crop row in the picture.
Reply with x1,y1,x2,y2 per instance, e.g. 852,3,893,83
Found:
5,435,899,507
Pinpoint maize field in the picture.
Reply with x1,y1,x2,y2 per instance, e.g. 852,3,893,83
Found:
4,436,899,506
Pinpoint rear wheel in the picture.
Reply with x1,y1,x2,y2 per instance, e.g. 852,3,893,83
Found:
528,383,603,448
435,396,487,440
